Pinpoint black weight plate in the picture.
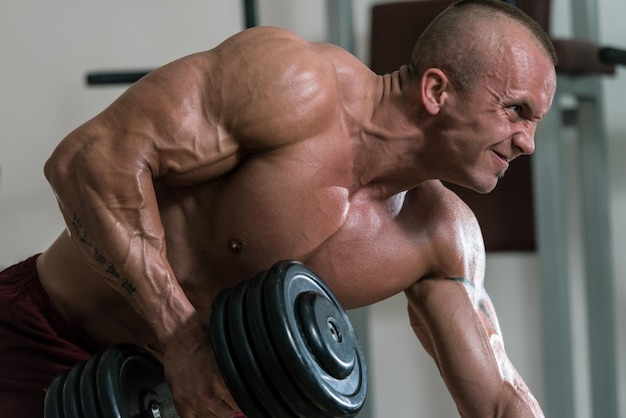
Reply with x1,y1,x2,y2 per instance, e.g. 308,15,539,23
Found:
263,261,367,417
263,262,335,414
120,350,171,417
225,278,282,417
44,369,69,418
298,292,356,379
79,352,104,418
96,345,129,418
210,283,259,417
241,270,302,417
62,361,85,418
96,343,170,418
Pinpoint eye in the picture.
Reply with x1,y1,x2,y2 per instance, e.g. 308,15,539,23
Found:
505,104,524,121
509,105,522,114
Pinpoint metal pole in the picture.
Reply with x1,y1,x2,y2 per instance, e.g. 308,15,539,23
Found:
569,0,619,416
532,96,576,418
326,0,355,53
243,0,258,28
577,82,619,418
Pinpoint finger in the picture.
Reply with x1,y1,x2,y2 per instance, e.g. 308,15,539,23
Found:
221,398,239,415
220,393,238,411
208,399,235,417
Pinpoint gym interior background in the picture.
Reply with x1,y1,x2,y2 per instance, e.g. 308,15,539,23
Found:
1,0,624,417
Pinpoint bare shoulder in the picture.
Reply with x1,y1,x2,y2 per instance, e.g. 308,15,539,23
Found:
402,181,485,281
111,27,346,147
57,27,376,186
98,26,370,148
214,26,368,75
208,26,376,146
403,181,479,231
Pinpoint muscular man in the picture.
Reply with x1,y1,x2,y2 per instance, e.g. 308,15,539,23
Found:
0,1,557,416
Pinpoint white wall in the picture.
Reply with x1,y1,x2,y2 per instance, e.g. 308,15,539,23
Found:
0,0,243,265
1,1,625,417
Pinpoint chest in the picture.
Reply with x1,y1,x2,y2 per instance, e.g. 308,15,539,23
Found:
208,181,426,305
159,154,431,308
206,156,379,272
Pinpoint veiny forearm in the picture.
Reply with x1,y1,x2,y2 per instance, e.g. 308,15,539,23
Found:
44,127,199,345
406,279,544,418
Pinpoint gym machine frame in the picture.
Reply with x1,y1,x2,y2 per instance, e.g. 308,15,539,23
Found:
533,0,619,417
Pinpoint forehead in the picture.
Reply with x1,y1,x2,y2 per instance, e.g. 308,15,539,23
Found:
484,30,556,116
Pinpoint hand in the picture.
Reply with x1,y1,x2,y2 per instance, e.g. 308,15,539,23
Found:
162,331,239,418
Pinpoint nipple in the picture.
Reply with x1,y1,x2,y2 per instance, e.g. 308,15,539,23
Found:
227,237,246,254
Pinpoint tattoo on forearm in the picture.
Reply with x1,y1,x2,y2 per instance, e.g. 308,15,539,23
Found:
445,277,496,330
71,213,137,296
121,278,137,295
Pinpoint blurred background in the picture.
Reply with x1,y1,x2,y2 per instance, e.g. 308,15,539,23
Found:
1,0,624,416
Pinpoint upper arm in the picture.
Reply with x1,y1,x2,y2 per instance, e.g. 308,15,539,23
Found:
48,27,339,188
42,27,343,296
404,194,543,417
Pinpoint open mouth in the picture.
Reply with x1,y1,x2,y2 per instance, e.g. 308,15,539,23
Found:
491,150,510,166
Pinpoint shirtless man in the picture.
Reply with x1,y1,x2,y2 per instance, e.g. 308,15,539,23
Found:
0,0,557,416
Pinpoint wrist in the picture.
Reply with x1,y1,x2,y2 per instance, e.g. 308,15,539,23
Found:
148,292,206,349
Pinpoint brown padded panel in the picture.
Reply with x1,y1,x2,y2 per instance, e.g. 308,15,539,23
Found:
444,161,536,252
370,1,455,75
553,38,615,74
516,0,551,32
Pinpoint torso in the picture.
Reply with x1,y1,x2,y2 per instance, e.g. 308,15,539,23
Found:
36,27,465,351
38,149,448,350
155,139,440,310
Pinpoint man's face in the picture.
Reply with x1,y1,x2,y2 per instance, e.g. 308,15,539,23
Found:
436,36,557,194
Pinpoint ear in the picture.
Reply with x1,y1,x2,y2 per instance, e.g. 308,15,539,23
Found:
421,68,450,115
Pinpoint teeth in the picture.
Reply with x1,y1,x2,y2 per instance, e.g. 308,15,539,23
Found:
494,151,508,163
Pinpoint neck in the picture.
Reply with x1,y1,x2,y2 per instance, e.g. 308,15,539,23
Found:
354,65,430,197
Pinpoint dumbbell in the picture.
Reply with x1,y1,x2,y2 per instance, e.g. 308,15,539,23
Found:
45,343,174,418
44,260,367,417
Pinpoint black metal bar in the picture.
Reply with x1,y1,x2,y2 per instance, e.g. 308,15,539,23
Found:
599,47,626,66
243,0,257,28
86,1,257,86
86,70,152,86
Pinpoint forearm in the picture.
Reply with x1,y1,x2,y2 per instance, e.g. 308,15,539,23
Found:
406,279,544,418
439,344,543,418
44,129,200,345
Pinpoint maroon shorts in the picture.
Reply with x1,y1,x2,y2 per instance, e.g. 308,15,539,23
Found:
0,256,247,418
0,255,98,418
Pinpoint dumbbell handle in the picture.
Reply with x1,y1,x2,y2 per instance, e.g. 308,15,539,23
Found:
148,399,180,418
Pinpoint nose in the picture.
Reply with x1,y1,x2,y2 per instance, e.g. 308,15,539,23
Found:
513,123,536,156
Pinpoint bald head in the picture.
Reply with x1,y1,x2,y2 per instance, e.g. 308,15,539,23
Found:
411,0,557,93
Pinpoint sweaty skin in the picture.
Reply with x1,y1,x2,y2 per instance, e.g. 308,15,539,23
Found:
39,18,555,418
